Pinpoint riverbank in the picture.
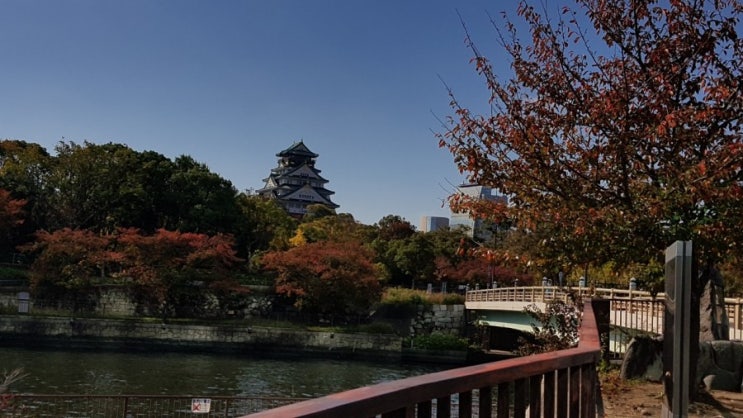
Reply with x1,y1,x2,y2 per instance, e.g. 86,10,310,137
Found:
0,314,468,364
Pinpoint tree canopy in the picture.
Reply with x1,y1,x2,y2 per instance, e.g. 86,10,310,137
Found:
439,0,743,269
0,189,25,253
261,241,382,318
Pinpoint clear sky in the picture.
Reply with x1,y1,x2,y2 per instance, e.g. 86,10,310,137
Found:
0,0,562,226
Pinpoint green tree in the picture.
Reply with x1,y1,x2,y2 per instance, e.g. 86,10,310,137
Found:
165,155,241,234
45,141,137,231
0,140,53,243
291,213,375,245
113,150,176,233
233,194,297,258
375,215,415,241
302,203,337,221
389,233,436,289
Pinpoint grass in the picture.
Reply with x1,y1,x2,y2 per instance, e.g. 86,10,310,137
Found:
405,332,469,351
379,288,464,310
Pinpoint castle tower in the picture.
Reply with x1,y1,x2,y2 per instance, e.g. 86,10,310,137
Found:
258,141,338,217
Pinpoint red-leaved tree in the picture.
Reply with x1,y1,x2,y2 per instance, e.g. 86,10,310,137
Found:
20,228,118,311
116,228,244,317
261,241,382,320
0,189,26,252
439,0,743,271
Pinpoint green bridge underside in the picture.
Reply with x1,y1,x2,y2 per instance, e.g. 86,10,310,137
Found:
468,301,547,333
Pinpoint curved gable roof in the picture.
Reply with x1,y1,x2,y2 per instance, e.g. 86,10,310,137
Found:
277,140,318,158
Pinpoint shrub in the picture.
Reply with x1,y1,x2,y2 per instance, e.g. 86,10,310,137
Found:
379,288,464,308
0,266,28,282
409,332,468,351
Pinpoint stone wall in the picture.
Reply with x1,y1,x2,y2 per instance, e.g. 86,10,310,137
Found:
0,315,403,359
95,286,138,316
409,304,465,337
0,289,19,310
0,286,274,318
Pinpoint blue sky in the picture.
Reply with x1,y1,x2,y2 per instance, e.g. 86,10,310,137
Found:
0,0,562,226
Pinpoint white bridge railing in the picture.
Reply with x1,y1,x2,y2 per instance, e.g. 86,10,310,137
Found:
467,286,743,351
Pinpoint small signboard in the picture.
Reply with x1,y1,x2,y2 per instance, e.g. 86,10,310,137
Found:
191,398,211,414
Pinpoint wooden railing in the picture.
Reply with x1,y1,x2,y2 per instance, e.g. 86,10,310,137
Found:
467,286,743,341
243,300,605,418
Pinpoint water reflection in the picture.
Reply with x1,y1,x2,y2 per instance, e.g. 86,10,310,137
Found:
1,346,447,398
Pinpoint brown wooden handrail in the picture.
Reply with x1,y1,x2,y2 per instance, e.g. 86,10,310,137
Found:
243,300,604,418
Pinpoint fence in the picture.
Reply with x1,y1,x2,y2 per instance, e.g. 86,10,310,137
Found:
0,394,307,417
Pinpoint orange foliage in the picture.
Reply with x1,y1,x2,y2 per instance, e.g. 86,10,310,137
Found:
440,0,743,265
116,228,243,302
21,227,244,310
261,241,382,317
0,189,26,236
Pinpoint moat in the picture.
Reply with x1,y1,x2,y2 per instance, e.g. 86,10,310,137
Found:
1,345,448,398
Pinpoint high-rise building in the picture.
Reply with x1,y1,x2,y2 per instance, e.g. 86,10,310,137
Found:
449,184,506,240
258,141,338,218
420,216,449,233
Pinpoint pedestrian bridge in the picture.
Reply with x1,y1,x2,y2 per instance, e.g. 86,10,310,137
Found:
466,286,743,353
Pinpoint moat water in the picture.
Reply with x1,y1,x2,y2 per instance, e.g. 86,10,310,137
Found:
0,346,448,398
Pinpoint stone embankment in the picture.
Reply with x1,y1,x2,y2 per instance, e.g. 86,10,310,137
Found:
0,315,403,360
409,304,465,337
0,302,469,363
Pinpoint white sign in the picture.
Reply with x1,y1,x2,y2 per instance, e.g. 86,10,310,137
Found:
191,398,211,414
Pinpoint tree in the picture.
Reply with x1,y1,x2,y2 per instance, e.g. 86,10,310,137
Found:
261,241,382,320
0,140,53,244
375,215,415,241
0,189,26,253
233,194,297,258
439,0,743,270
290,213,375,245
116,228,244,317
165,156,241,234
387,233,436,289
20,228,117,311
302,203,337,221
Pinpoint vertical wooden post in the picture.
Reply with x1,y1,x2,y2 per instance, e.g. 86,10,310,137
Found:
458,391,472,418
436,396,451,418
528,374,542,418
496,383,509,418
543,371,555,418
478,387,492,418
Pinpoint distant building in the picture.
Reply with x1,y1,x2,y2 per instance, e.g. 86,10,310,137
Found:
258,141,339,218
420,216,449,233
449,184,506,240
